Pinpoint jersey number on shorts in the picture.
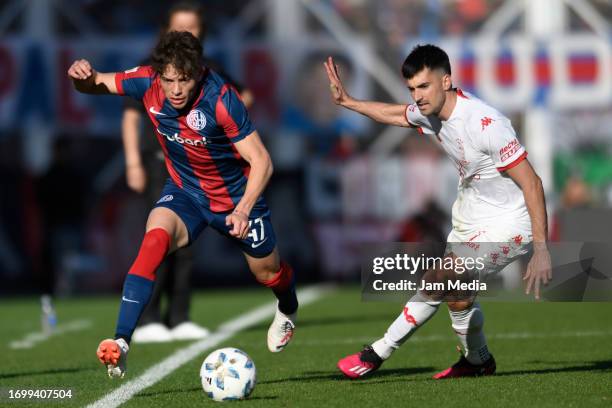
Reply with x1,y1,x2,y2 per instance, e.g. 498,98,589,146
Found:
247,217,265,243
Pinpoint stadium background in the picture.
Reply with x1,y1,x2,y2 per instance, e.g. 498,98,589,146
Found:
1,0,612,294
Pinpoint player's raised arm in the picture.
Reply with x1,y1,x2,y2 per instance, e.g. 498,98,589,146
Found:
324,56,411,127
68,59,118,95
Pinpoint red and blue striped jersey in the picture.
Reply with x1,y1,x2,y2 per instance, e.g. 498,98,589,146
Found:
115,66,262,213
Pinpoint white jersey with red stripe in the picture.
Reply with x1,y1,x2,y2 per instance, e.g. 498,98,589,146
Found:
405,89,531,241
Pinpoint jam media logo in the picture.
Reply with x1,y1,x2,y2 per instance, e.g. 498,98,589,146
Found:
187,109,207,131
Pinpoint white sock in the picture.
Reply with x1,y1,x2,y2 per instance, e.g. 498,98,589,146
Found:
372,293,440,360
449,302,490,365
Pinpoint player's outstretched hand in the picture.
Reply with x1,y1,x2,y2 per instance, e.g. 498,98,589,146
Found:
68,59,96,81
324,56,350,106
226,210,249,240
524,244,552,300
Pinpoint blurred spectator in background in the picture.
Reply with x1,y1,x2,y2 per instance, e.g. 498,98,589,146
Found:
283,53,359,158
121,1,252,343
560,176,592,209
35,137,88,332
398,200,448,243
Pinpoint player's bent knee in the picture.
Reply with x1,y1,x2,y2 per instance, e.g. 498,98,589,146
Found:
245,248,280,282
252,262,280,283
146,207,189,250
139,228,168,252
255,261,293,292
447,300,473,312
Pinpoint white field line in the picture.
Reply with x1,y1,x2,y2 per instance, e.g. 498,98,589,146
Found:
9,319,92,349
226,329,612,348
86,285,333,408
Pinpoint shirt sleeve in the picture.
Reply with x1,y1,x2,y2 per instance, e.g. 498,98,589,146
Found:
479,117,527,171
405,103,435,135
114,66,155,100
215,84,255,143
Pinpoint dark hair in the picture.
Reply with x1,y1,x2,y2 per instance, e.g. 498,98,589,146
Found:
151,31,203,79
162,1,207,41
401,44,451,79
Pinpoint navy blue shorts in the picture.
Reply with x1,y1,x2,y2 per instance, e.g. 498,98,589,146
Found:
153,179,276,258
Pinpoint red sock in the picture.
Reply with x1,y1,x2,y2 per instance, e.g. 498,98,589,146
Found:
258,261,293,291
128,228,170,281
259,262,297,315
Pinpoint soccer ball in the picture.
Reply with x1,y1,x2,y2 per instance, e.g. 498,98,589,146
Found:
200,347,256,402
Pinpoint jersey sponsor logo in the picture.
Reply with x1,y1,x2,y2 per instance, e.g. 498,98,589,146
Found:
124,66,139,73
149,106,167,116
499,139,520,162
156,194,174,204
481,116,494,131
187,109,207,131
156,128,207,147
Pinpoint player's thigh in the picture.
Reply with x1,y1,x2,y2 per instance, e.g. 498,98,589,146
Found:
445,228,530,279
146,207,189,252
147,179,208,252
207,206,278,276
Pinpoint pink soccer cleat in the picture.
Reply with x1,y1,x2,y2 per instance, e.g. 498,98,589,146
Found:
337,345,383,379
433,353,496,379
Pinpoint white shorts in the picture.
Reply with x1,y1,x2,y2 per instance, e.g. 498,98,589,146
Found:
445,225,532,277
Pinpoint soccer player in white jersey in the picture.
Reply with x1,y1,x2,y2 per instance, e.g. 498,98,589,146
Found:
325,44,552,379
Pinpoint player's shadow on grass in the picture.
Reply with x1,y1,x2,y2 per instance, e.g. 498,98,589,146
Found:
497,359,612,376
0,366,94,379
135,386,278,401
259,366,435,385
243,313,395,332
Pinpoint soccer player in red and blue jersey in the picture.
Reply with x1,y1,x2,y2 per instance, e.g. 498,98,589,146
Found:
68,31,298,378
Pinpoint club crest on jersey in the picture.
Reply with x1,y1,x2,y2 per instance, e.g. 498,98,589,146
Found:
187,109,207,131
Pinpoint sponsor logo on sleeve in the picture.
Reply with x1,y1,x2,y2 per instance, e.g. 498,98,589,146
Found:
499,139,521,162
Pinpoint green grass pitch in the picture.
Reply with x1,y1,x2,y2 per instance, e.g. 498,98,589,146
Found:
1,287,611,407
